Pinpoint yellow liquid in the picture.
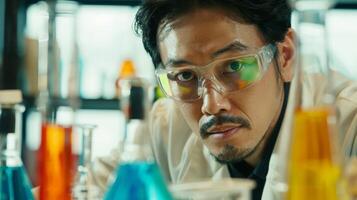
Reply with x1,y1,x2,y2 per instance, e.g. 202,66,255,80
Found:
287,107,342,200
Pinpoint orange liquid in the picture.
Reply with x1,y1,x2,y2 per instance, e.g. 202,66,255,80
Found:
287,107,341,200
38,123,74,200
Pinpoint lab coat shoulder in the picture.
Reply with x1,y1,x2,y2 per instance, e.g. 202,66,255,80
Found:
149,98,229,183
263,72,357,200
89,98,187,190
307,72,357,155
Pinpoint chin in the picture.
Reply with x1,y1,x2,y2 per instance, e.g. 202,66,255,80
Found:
210,144,256,164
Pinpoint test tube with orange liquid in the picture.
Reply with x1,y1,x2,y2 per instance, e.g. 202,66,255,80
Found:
36,1,79,199
39,124,75,200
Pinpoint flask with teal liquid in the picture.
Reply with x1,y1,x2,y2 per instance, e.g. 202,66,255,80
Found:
104,78,172,200
0,90,34,200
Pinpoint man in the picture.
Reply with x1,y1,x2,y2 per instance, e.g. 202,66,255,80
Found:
92,0,357,199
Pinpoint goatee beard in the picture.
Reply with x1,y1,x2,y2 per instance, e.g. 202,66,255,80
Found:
211,144,256,164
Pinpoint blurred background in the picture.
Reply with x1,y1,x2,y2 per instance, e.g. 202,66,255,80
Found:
0,0,357,187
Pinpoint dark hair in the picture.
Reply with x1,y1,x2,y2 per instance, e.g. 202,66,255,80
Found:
134,0,291,68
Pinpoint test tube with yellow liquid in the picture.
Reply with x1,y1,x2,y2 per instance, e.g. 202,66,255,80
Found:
284,0,352,198
287,106,345,200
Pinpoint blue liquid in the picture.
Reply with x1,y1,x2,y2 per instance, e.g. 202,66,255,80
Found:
0,166,34,200
104,162,172,200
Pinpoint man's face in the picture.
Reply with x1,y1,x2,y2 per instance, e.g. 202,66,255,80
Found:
158,8,291,164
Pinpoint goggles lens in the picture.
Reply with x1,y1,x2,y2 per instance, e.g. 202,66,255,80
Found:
156,44,275,102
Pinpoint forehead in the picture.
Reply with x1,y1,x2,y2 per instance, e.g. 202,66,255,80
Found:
158,9,265,64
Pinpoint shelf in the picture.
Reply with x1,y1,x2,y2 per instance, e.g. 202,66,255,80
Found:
24,0,357,10
25,0,141,7
335,2,357,9
73,0,141,6
23,96,121,110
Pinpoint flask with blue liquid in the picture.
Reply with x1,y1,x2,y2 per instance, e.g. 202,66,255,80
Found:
0,90,34,200
104,78,172,200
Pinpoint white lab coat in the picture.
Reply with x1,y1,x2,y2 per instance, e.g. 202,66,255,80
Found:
91,71,357,200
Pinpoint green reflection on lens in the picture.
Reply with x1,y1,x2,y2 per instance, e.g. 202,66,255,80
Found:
239,56,259,82
159,74,172,96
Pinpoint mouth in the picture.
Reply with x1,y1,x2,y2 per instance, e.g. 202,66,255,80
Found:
206,125,241,140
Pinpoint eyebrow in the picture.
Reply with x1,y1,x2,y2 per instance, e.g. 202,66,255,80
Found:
164,59,193,68
164,40,248,68
212,40,248,58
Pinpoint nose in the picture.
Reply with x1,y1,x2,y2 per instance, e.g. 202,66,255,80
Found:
201,81,231,115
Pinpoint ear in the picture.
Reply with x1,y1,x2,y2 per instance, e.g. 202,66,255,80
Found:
277,28,296,82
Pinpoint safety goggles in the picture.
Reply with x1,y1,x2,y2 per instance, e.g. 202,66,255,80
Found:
155,44,276,102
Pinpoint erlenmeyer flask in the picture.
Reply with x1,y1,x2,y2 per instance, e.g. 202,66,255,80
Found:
103,77,173,200
0,90,34,200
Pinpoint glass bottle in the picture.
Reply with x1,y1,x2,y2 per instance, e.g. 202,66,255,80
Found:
115,59,137,98
104,77,173,200
72,124,101,200
0,90,34,200
275,0,350,199
36,1,79,199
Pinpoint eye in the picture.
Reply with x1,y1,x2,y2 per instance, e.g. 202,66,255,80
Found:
226,60,243,72
176,71,195,82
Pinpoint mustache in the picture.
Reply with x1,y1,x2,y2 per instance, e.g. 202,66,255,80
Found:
199,115,251,139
